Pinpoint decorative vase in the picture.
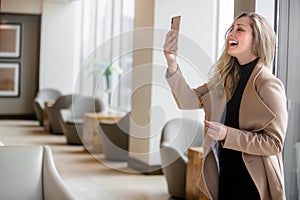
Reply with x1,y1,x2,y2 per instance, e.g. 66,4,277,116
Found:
105,74,112,107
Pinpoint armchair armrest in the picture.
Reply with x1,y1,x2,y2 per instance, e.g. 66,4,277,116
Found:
43,146,75,200
60,109,72,123
34,97,45,109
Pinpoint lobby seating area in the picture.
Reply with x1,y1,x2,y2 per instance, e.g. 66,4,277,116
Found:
33,89,107,146
0,120,170,200
0,88,207,199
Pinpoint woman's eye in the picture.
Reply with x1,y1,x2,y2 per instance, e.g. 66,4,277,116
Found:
237,28,244,32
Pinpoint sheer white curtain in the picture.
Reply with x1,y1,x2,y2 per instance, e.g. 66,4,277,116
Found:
79,0,134,111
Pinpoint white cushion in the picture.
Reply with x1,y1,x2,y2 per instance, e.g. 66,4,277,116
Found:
0,146,44,200
0,145,75,200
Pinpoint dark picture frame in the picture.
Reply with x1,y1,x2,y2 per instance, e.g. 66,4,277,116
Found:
0,23,22,58
0,62,20,97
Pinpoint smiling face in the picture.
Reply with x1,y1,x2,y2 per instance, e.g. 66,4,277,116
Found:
227,16,257,65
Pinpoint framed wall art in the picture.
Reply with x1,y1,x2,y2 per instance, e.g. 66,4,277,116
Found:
0,24,22,58
0,62,20,97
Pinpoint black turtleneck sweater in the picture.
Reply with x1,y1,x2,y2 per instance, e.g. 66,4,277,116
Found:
218,58,260,200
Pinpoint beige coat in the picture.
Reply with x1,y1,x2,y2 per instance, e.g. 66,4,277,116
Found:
166,60,288,200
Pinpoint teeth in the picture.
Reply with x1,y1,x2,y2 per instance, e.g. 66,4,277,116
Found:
229,40,238,45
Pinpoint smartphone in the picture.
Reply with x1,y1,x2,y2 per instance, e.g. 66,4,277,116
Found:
171,15,181,32
170,15,181,50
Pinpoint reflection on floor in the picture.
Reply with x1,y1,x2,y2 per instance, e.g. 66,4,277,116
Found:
0,120,171,200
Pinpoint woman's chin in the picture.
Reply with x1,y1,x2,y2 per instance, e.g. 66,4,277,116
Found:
227,50,236,57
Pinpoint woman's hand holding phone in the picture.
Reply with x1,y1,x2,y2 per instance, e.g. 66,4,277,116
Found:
163,16,181,72
163,30,178,71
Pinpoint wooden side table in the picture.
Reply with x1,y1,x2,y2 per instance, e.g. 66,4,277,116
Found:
186,147,210,200
82,111,124,154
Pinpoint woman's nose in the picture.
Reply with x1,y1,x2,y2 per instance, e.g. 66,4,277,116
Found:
228,31,234,37
227,31,236,40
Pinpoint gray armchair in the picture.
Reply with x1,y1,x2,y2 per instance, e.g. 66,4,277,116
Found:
98,112,130,161
160,118,204,199
33,88,62,126
59,96,104,145
46,94,79,134
0,145,75,200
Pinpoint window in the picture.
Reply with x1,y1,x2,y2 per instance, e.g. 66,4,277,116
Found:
80,0,135,112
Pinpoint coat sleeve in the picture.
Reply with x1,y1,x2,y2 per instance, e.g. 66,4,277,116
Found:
223,73,288,156
166,67,208,110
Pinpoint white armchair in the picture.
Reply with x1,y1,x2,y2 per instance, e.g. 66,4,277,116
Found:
33,88,62,126
0,145,75,200
46,94,79,134
59,96,105,145
98,112,131,161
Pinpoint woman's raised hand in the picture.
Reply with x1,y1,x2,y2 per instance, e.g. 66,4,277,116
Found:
163,30,179,72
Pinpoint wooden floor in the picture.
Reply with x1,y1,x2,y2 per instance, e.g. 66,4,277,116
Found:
0,120,171,200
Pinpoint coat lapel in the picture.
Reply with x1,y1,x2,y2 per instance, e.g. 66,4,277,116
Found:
201,87,227,157
239,61,276,131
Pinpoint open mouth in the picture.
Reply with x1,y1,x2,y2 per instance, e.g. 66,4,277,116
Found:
229,40,238,47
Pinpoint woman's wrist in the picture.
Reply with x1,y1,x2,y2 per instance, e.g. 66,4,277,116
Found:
167,61,178,72
167,64,178,77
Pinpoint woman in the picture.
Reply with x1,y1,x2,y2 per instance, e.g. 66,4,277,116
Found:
164,12,288,200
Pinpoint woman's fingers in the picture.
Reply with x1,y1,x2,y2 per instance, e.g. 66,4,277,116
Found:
204,120,217,130
204,120,227,141
164,30,178,52
163,30,179,70
163,30,178,66
163,31,174,48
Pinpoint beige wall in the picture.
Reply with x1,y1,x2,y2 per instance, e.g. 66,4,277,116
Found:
129,0,155,165
0,0,42,14
234,0,255,17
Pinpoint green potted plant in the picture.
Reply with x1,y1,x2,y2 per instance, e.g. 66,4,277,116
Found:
90,61,123,106
90,61,123,92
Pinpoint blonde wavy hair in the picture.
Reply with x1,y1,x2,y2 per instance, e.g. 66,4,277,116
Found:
207,12,276,100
